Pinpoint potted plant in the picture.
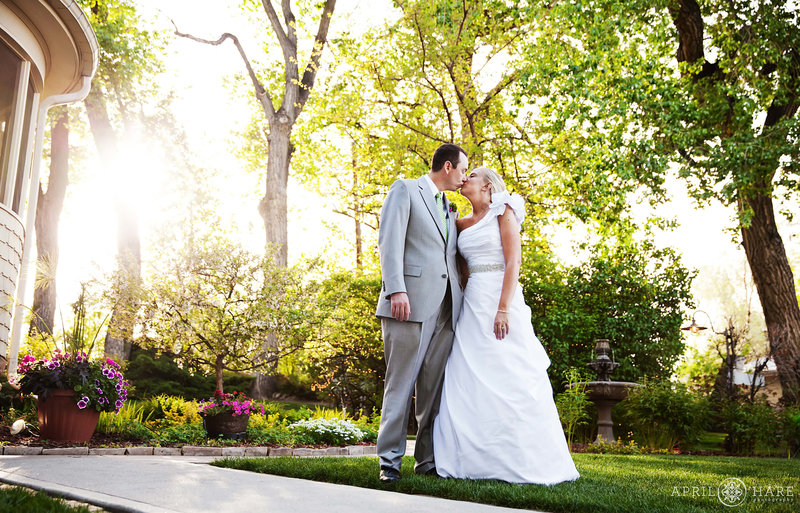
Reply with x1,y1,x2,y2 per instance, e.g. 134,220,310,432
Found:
199,390,265,440
16,351,129,442
15,285,129,442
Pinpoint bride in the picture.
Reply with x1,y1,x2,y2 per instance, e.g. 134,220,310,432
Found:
432,167,579,485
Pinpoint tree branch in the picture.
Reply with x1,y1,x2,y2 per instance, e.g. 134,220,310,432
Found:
281,0,297,47
172,21,276,119
413,11,455,140
474,69,521,118
260,0,294,58
298,0,337,111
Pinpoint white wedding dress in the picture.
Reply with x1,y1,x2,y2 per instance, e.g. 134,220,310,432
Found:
432,192,579,485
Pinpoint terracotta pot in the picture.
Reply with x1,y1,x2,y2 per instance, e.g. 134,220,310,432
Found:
203,412,250,439
37,389,100,442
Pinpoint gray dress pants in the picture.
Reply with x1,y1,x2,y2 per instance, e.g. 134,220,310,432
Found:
377,286,454,473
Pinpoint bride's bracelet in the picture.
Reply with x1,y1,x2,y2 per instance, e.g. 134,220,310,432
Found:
497,309,508,314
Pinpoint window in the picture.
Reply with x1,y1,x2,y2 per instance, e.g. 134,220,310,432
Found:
12,80,35,213
0,39,23,194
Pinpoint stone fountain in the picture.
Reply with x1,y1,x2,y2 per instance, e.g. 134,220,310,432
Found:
575,339,640,443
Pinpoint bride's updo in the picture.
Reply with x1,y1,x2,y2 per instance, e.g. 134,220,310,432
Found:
475,167,507,199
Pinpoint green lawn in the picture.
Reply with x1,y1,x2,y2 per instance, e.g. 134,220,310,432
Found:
214,454,799,513
0,485,98,512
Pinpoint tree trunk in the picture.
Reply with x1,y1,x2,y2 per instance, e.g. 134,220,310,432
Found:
84,87,141,361
251,120,291,399
215,354,224,393
257,118,292,267
352,162,362,270
250,333,279,399
739,193,800,404
30,108,70,338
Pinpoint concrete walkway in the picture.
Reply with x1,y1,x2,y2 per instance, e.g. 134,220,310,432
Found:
0,453,539,513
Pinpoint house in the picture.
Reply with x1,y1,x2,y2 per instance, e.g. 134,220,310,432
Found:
0,0,98,377
733,356,782,405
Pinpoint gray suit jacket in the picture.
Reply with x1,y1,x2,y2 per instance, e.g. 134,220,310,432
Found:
375,177,462,328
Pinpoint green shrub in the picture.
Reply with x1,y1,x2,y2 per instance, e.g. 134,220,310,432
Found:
302,271,385,414
124,346,254,400
780,405,800,458
555,367,591,449
583,439,642,454
720,400,779,455
139,395,200,428
246,425,297,446
523,241,694,390
617,379,709,450
97,401,155,440
153,423,206,445
261,402,314,424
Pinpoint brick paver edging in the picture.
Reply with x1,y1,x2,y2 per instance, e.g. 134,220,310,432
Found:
0,445,378,457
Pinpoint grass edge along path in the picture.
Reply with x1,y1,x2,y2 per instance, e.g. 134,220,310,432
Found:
213,453,799,513
0,484,101,512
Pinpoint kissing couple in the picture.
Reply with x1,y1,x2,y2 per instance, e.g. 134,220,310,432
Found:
375,143,580,484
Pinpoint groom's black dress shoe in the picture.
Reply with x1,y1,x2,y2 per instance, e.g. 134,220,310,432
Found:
379,467,401,483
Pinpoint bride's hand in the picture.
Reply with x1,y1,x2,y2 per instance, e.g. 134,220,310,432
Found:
494,311,509,340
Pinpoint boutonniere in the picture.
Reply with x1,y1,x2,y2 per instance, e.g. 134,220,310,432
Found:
449,203,458,214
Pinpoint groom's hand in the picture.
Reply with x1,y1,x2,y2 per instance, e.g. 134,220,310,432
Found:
390,292,411,321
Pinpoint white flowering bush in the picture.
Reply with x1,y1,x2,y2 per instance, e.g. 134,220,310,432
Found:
288,418,365,446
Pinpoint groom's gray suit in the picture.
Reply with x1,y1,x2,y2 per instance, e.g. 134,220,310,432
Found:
375,176,462,474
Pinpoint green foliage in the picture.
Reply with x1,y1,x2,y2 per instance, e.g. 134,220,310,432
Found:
124,346,254,400
97,400,150,433
124,347,212,400
96,408,155,442
719,400,780,455
674,345,723,396
261,402,314,424
617,379,710,450
79,0,166,104
302,271,385,414
23,284,109,361
780,405,800,458
582,439,643,455
524,240,694,388
554,368,591,450
153,423,206,446
138,395,201,429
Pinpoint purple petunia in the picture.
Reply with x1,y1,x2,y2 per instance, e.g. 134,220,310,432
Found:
77,396,90,409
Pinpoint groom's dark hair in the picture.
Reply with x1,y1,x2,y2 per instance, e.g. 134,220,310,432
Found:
431,143,467,172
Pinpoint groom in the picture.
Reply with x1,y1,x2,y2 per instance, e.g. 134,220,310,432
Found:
375,143,467,482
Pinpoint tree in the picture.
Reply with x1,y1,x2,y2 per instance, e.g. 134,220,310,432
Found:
172,0,337,398
29,108,70,338
302,270,384,413
142,238,314,392
519,0,800,402
173,0,337,266
80,0,166,360
524,240,695,388
290,0,583,270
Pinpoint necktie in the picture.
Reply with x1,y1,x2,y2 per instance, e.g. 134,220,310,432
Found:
435,192,448,241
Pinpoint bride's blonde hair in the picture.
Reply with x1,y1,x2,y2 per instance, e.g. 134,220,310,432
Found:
475,167,507,199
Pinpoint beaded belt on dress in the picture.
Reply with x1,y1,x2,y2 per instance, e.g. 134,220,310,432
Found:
468,263,505,273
